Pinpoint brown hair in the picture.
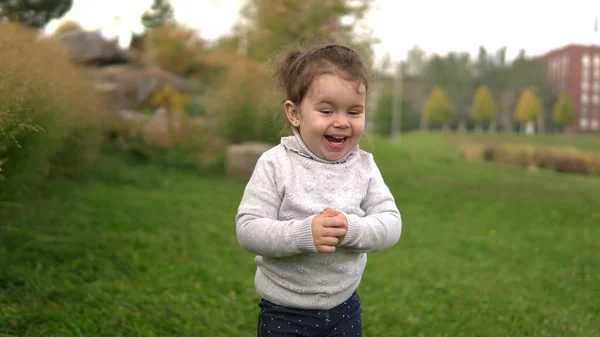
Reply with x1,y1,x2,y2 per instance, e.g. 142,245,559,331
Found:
276,43,370,105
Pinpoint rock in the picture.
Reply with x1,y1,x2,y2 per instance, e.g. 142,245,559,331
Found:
88,64,200,111
226,142,273,179
57,30,131,66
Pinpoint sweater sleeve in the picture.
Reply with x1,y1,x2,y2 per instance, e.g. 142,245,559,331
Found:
235,153,317,258
339,157,402,253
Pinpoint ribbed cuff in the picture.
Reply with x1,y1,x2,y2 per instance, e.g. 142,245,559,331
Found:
292,215,317,252
340,213,360,246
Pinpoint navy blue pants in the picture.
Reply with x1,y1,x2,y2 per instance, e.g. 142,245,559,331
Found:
257,292,362,337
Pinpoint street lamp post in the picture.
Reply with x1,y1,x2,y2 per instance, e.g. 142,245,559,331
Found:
391,62,403,143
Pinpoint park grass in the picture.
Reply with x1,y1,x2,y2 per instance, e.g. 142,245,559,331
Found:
1,132,599,337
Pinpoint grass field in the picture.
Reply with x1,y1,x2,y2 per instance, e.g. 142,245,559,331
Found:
1,132,599,337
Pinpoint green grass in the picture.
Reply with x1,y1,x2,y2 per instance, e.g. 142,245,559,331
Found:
1,132,599,337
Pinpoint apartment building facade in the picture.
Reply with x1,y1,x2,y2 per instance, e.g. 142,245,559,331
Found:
543,44,600,132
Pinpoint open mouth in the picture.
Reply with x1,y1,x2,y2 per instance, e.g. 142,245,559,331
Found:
324,135,348,148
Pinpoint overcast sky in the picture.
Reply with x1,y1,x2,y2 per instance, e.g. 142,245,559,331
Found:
45,0,600,65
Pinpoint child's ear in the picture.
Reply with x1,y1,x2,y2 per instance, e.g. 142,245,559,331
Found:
284,100,301,127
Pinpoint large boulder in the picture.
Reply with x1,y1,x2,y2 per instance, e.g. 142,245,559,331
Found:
88,64,199,111
57,30,131,66
226,142,273,179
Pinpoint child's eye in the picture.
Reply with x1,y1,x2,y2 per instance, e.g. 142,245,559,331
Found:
349,111,362,116
320,110,333,114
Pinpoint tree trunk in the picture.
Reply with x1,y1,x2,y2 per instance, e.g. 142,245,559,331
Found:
488,120,497,133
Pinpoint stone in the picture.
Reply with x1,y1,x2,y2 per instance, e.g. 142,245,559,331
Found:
226,142,273,179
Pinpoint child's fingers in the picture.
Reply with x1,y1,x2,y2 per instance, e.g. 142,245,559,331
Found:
315,236,340,246
322,227,346,238
316,244,336,253
322,217,346,228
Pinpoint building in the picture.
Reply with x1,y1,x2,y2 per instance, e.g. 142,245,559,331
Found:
542,44,600,132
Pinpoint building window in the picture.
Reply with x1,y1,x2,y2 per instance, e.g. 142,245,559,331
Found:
580,118,589,129
581,93,589,104
594,94,600,105
594,55,600,67
583,54,591,66
592,119,599,130
582,80,589,91
581,104,589,117
594,80,600,93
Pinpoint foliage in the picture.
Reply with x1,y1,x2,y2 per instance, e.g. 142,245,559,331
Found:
470,85,498,123
205,52,284,145
373,82,418,136
552,91,577,127
422,86,454,125
514,88,541,123
151,85,189,113
143,24,208,78
0,0,72,29
141,0,175,31
238,0,376,65
423,52,473,127
53,19,82,34
0,23,108,200
463,142,600,176
1,133,599,336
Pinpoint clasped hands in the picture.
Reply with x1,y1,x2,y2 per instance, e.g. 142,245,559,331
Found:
312,207,348,253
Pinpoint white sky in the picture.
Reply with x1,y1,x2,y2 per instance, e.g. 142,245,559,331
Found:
45,0,600,65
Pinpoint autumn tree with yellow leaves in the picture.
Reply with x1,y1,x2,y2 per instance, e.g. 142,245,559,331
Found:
422,86,455,129
470,85,498,131
552,91,577,131
514,88,541,134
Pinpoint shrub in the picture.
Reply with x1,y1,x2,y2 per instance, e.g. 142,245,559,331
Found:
143,24,208,78
461,142,600,177
204,52,284,146
0,23,109,200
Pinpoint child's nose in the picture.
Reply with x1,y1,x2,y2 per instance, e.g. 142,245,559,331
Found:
333,114,350,128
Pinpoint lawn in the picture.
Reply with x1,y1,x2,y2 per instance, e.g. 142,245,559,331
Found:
1,132,599,337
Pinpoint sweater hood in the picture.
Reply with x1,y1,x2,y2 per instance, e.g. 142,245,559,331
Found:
280,127,358,164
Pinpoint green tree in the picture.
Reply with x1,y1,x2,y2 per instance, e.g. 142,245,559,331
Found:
0,0,72,29
423,52,473,131
141,0,175,31
552,91,576,131
373,83,417,137
471,85,498,130
422,86,454,128
514,88,541,135
237,0,375,63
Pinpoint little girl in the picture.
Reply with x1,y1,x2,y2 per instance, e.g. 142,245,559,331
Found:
235,43,402,336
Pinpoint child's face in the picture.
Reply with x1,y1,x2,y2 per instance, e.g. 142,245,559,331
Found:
285,74,366,161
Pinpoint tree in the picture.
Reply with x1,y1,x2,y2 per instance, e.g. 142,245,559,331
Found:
471,85,498,131
423,52,473,131
373,82,417,137
514,88,541,134
141,0,175,31
422,86,454,128
143,24,207,78
552,91,576,131
237,0,375,63
0,0,72,29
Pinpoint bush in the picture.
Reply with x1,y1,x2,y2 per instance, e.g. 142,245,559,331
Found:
462,142,600,177
0,23,109,200
205,52,285,145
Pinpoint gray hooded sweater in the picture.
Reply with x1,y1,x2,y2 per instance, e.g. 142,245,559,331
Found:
235,128,402,310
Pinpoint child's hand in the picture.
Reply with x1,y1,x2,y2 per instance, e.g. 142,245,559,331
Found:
312,208,348,253
319,208,348,243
